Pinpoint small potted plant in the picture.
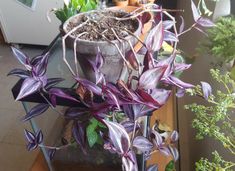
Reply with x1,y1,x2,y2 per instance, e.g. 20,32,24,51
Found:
9,1,216,170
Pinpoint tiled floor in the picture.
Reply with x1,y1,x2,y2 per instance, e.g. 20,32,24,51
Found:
0,43,45,171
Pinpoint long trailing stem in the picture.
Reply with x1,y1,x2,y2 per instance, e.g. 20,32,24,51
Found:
62,18,90,76
39,143,72,150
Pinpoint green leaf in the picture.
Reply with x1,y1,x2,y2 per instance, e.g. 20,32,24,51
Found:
165,160,175,171
230,67,235,81
87,130,98,147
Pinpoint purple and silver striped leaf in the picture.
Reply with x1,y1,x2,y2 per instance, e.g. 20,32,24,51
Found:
174,63,191,72
65,107,90,119
121,121,135,133
96,47,104,69
11,47,31,70
170,130,179,142
159,146,171,156
72,121,86,154
164,31,178,42
197,17,215,27
137,89,161,108
103,120,130,154
191,0,200,22
133,136,153,153
27,142,38,151
49,88,79,103
152,130,163,147
36,130,43,144
139,67,166,90
163,20,175,30
33,52,49,76
201,81,212,100
75,77,102,95
122,151,138,171
48,149,56,160
24,129,35,144
169,146,179,161
7,68,30,78
146,21,164,52
176,88,185,98
179,16,185,33
147,164,158,171
45,78,65,89
23,103,49,121
166,76,194,89
16,77,42,100
143,51,155,72
150,89,171,106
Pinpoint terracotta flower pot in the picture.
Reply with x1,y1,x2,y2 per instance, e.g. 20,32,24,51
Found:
129,0,138,6
63,9,142,83
114,0,128,7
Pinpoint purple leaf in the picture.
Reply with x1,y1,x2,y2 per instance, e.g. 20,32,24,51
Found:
45,78,65,89
169,146,179,161
133,136,153,153
138,12,151,25
126,50,138,70
191,0,200,22
179,16,185,33
147,164,158,171
11,47,31,70
150,89,171,105
146,21,164,52
96,47,104,69
33,52,49,77
163,20,175,30
176,88,185,98
103,120,130,154
143,51,154,72
16,77,42,100
197,17,215,27
65,107,90,119
137,46,148,55
27,142,38,151
23,103,49,121
137,89,161,108
24,129,35,144
49,88,79,105
159,146,171,156
72,121,86,154
7,69,30,78
170,130,179,142
121,121,135,133
48,149,56,160
164,30,178,42
174,63,191,72
152,130,163,147
201,81,212,100
122,151,138,171
75,77,102,95
139,67,166,90
36,130,43,144
166,76,194,89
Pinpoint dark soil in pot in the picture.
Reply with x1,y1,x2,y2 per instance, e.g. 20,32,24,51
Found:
63,10,142,83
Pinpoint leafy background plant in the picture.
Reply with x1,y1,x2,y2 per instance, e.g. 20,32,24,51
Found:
52,0,97,23
199,16,235,67
185,69,235,171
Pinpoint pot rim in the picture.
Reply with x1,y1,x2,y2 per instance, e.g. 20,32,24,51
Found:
62,9,142,45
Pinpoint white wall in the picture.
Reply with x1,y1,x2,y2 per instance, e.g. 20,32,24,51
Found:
0,0,63,45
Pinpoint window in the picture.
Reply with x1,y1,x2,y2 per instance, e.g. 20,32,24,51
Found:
16,0,37,10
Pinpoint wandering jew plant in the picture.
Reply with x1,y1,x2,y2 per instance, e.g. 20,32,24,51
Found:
9,1,215,170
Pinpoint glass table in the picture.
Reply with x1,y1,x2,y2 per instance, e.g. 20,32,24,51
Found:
12,35,147,171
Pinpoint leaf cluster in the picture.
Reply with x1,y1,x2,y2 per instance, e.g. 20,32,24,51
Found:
199,16,235,65
55,0,97,23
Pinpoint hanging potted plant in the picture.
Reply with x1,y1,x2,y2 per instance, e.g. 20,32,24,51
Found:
8,1,216,170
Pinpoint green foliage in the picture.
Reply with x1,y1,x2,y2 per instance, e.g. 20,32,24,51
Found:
86,118,105,147
195,151,235,171
55,0,97,23
199,16,235,65
185,69,235,171
165,160,176,171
